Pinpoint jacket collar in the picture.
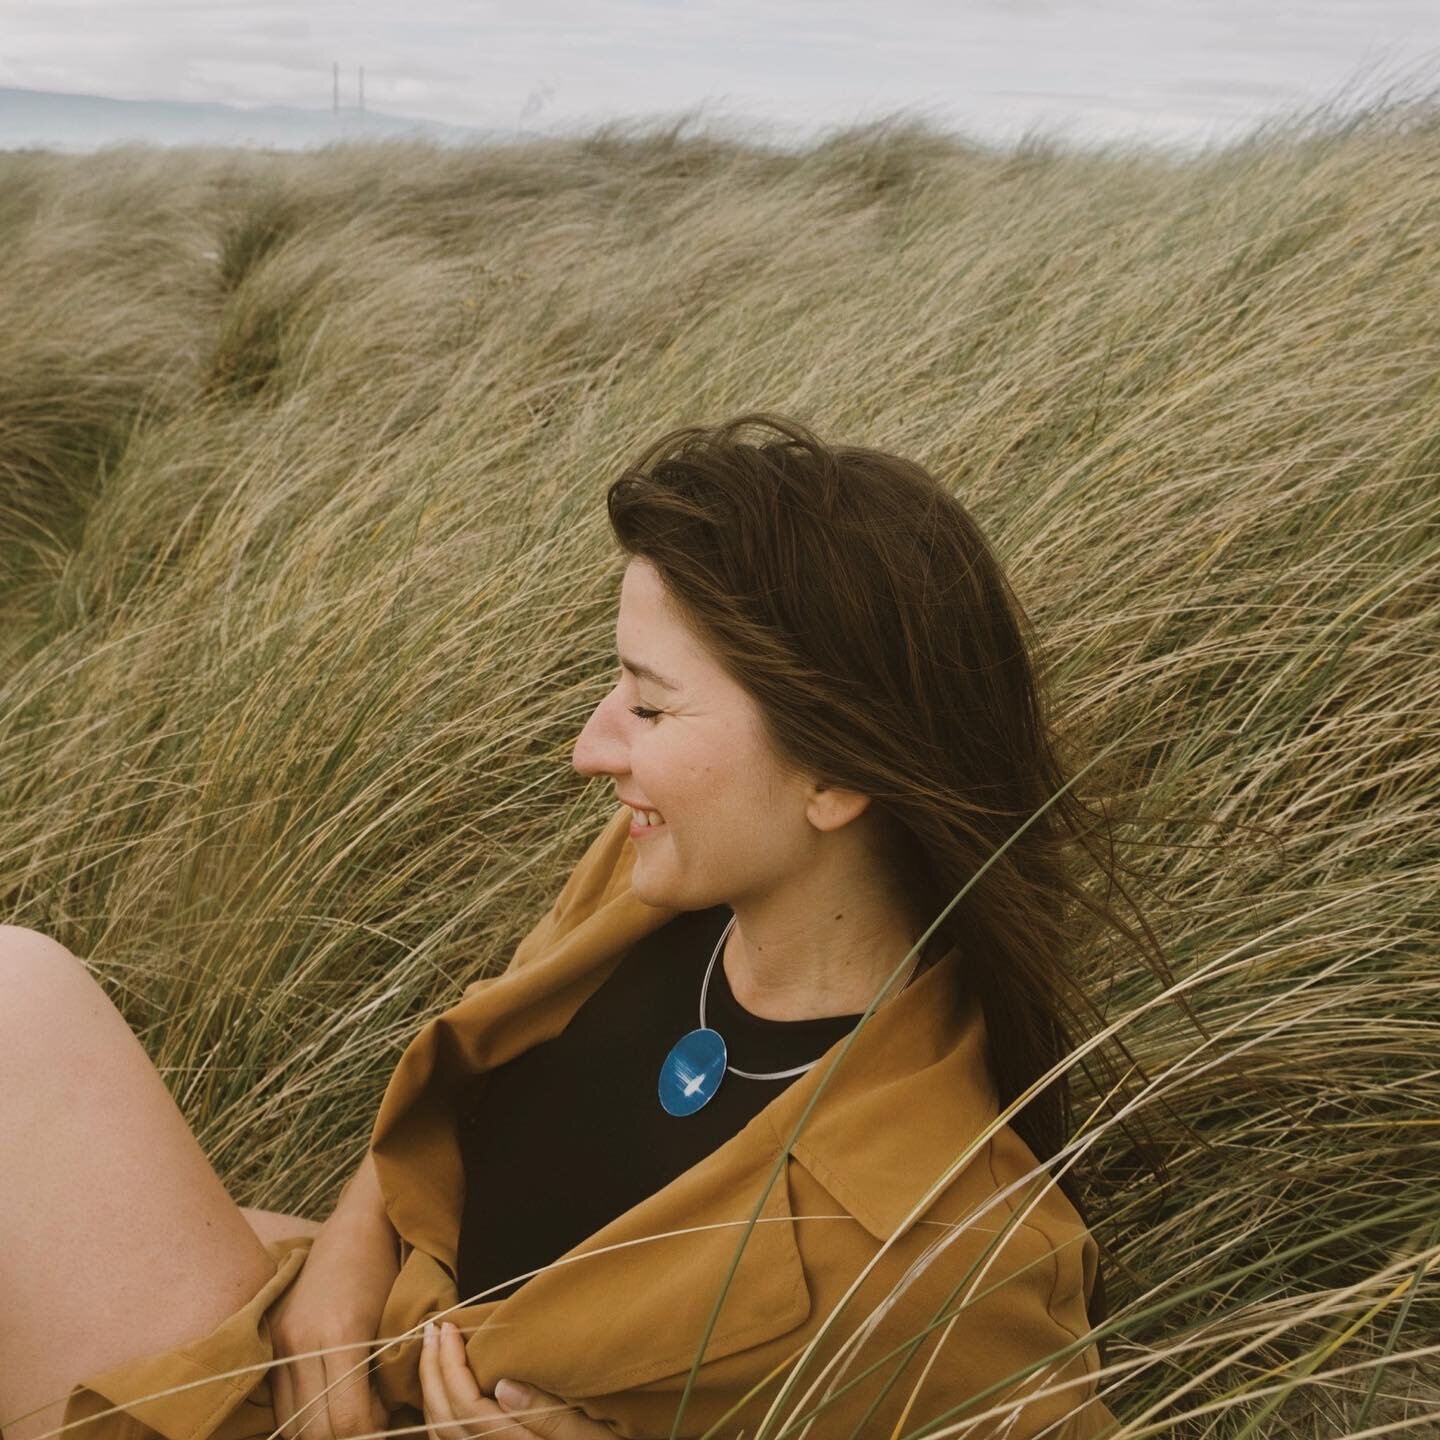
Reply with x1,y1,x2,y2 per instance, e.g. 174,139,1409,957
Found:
759,929,996,1241
600,807,999,1243
371,805,997,1262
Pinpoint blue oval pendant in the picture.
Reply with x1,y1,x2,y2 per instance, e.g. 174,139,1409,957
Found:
658,1027,727,1116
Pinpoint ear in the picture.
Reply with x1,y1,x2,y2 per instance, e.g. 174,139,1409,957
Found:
804,782,872,833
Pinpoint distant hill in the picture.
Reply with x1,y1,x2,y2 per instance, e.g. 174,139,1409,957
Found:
0,84,508,151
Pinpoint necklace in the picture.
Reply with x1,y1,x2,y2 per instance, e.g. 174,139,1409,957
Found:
658,912,923,1117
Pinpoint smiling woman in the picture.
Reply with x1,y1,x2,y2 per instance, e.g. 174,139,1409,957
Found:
362,408,1157,1440
374,412,1151,1435
576,553,940,1025
6,412,1155,1440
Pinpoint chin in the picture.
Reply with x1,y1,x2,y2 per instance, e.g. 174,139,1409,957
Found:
629,864,688,913
626,863,666,905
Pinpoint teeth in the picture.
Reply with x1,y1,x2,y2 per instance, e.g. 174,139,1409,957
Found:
631,807,664,827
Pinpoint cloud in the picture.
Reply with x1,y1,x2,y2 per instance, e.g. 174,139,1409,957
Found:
0,0,1434,145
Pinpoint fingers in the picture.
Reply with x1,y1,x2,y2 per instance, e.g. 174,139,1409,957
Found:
437,1324,484,1407
271,1359,296,1440
416,1318,608,1440
322,1342,384,1439
285,1355,336,1440
418,1322,458,1439
494,1375,615,1438
420,1320,510,1440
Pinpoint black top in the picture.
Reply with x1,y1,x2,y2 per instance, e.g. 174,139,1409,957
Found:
453,903,865,1305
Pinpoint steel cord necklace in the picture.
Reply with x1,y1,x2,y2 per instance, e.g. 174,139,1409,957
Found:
658,911,921,1116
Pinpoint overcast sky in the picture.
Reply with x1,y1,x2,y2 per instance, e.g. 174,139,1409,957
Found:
3,0,1439,149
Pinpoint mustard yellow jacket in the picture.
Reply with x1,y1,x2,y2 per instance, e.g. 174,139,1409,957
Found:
367,805,1117,1439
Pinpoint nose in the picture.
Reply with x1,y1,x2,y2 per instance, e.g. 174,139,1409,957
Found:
571,683,629,781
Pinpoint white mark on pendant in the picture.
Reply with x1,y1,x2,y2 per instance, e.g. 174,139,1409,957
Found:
683,1072,707,1096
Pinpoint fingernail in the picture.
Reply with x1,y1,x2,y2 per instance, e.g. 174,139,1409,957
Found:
495,1380,528,1410
442,1321,455,1338
423,1320,436,1348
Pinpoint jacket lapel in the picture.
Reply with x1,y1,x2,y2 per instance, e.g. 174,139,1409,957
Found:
764,948,996,1243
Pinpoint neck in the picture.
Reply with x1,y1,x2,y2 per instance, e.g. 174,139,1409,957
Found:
720,889,932,1023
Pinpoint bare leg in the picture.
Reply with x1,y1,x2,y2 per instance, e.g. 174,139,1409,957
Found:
0,927,285,1440
239,1207,324,1245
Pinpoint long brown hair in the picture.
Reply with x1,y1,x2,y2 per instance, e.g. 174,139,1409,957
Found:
605,411,1174,1329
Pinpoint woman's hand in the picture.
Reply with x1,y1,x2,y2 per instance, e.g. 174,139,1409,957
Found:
269,1213,400,1440
419,1319,620,1439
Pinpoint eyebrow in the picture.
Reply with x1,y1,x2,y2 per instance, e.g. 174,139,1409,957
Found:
618,655,682,692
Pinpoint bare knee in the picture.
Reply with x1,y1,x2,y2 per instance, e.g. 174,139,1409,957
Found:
0,924,84,963
0,928,279,1435
0,926,98,1025
0,926,152,1111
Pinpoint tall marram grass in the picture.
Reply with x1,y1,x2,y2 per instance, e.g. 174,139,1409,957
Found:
2,93,1437,1439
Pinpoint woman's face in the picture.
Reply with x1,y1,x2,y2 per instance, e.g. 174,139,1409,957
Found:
571,557,817,912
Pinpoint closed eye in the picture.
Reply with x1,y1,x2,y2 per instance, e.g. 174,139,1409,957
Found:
629,706,662,723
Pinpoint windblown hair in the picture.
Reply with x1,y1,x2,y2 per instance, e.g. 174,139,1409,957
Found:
605,411,1170,1329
